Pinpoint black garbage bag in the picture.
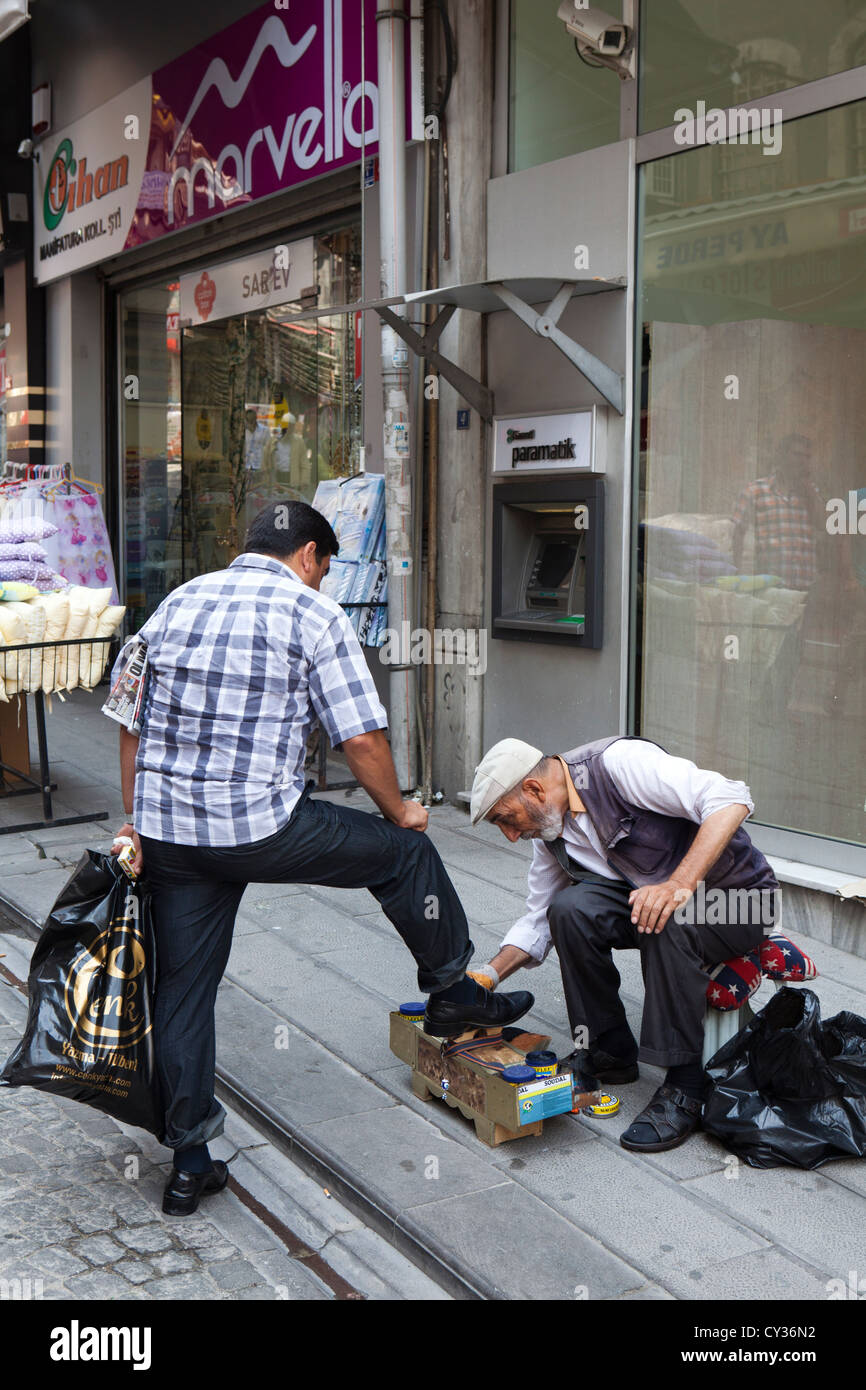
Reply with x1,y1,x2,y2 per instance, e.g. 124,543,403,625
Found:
0,849,162,1136
703,986,866,1169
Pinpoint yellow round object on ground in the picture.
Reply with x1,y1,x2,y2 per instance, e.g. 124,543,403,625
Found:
588,1092,620,1116
584,1092,620,1117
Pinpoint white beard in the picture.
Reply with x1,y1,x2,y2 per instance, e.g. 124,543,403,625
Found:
520,808,564,841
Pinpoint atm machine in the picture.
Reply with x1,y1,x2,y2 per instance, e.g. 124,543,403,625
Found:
491,477,603,647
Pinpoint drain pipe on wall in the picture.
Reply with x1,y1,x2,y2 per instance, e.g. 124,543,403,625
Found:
414,127,434,801
423,234,439,807
377,0,416,790
417,0,455,803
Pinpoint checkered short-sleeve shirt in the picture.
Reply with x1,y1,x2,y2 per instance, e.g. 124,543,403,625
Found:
731,473,820,590
108,553,388,846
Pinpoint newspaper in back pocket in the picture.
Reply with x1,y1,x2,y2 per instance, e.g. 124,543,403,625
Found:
101,638,150,734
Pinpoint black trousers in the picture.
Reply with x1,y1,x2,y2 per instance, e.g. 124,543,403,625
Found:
139,787,473,1151
547,874,768,1068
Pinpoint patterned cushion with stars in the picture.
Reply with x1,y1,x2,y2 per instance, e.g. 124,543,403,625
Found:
705,950,763,1012
759,933,818,982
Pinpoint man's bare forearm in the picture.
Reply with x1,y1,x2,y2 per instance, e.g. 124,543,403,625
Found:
670,803,751,894
119,729,139,817
341,729,409,822
486,944,533,982
628,803,752,933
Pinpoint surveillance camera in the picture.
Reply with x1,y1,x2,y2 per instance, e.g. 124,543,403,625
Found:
557,2,629,54
17,138,33,159
557,3,634,78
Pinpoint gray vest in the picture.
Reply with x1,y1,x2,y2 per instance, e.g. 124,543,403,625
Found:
557,735,778,892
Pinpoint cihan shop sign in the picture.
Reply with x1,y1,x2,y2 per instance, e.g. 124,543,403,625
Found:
492,410,601,474
34,1,421,286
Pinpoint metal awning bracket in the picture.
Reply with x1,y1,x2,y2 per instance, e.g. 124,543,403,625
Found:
372,274,626,419
419,303,457,352
374,303,494,421
487,282,624,415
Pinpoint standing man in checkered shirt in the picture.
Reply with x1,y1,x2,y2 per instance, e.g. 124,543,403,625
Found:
108,501,532,1216
731,433,823,590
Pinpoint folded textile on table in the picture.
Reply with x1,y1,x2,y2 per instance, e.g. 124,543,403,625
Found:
640,522,738,582
0,587,125,695
0,542,47,562
0,558,70,591
34,592,70,693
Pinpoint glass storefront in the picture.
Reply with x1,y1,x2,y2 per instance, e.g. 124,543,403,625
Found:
509,0,623,171
0,278,5,462
640,0,866,135
635,104,866,846
120,225,362,629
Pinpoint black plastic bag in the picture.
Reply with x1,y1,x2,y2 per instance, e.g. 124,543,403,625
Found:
703,986,866,1169
0,850,162,1136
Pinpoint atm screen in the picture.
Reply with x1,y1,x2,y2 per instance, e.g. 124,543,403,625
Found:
536,540,577,589
492,477,602,646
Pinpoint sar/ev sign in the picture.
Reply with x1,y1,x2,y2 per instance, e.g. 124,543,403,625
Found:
179,239,315,326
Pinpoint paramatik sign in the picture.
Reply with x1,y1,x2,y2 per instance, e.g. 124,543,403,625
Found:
492,410,602,474
34,1,421,285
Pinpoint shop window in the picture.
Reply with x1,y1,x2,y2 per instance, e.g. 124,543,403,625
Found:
640,0,866,135
854,106,866,175
646,159,679,202
120,226,362,628
634,105,866,847
715,59,798,201
0,351,6,469
851,35,866,173
508,0,623,171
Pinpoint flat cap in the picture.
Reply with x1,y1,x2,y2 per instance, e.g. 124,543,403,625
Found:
470,738,544,825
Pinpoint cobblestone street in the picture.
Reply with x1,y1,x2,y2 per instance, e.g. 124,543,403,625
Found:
0,982,324,1299
0,934,447,1303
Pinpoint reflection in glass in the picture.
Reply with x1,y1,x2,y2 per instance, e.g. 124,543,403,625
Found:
120,226,362,625
121,280,183,632
640,0,866,135
509,0,622,170
636,108,866,845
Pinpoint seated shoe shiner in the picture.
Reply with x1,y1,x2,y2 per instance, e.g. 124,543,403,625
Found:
469,736,779,1153
109,502,532,1215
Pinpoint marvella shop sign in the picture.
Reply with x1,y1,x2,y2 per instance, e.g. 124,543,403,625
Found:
179,238,315,326
34,0,420,286
130,0,390,250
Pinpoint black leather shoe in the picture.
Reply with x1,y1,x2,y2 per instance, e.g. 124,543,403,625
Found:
424,987,534,1037
619,1084,702,1152
559,1046,639,1088
162,1160,229,1216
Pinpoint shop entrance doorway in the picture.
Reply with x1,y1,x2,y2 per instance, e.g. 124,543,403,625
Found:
120,226,362,629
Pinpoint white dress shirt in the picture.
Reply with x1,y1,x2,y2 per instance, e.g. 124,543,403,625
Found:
499,739,755,966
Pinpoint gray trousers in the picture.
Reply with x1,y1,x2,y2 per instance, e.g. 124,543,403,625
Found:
547,874,768,1068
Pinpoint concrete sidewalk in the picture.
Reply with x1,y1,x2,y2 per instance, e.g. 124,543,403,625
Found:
1,689,865,1300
